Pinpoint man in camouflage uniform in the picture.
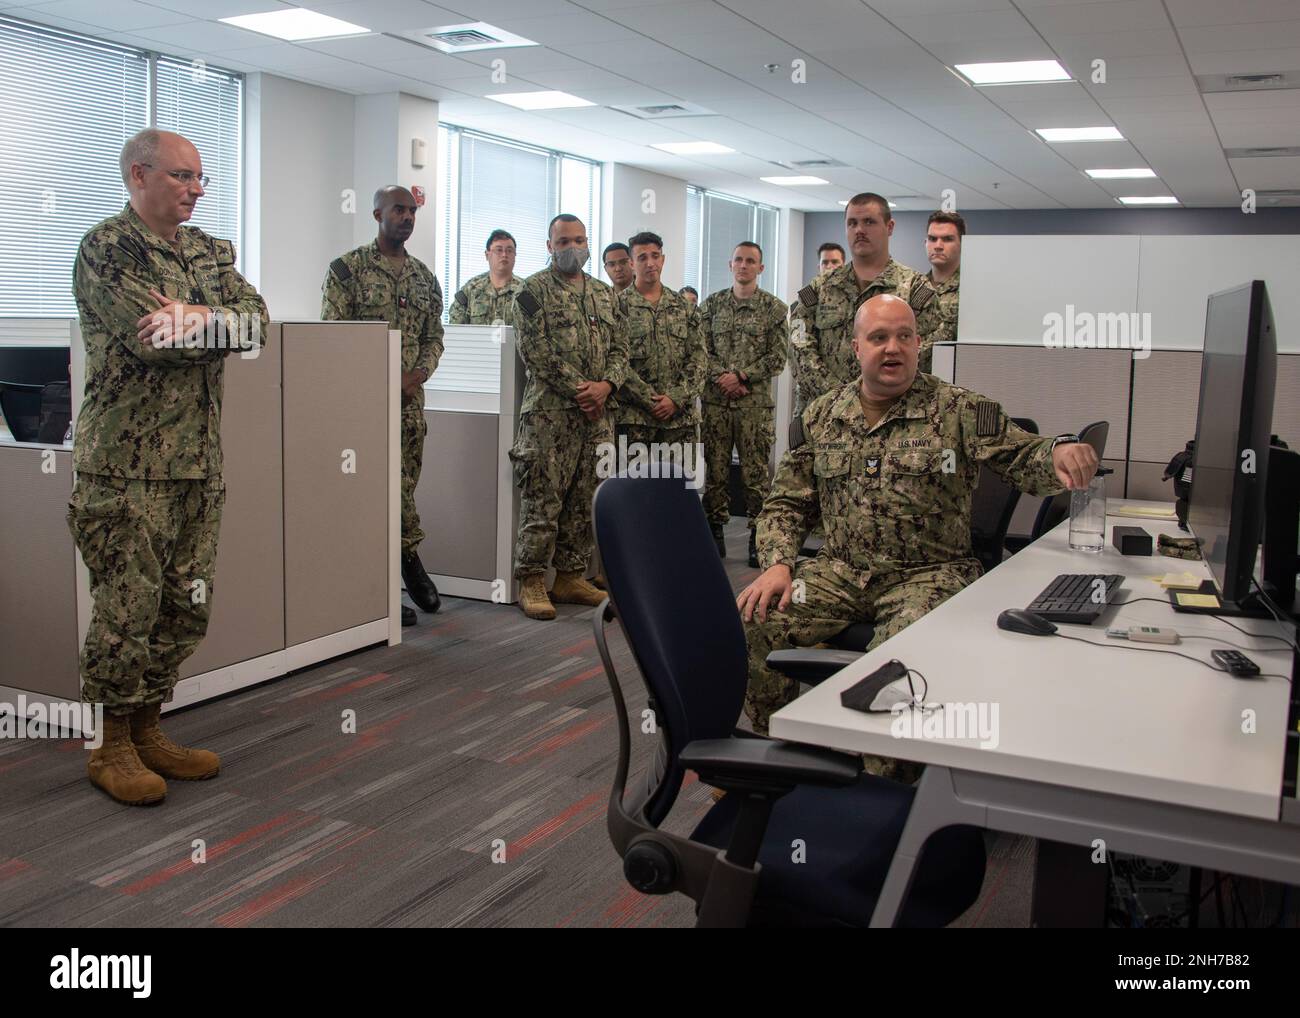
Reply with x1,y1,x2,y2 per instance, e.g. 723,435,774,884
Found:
680,285,699,308
510,214,629,620
738,295,1099,775
924,210,963,351
790,193,943,408
615,231,707,464
699,241,789,568
321,185,444,626
817,242,845,276
69,128,269,805
449,228,522,325
602,242,634,294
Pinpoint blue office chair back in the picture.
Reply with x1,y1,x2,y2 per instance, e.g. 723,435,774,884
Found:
592,476,749,826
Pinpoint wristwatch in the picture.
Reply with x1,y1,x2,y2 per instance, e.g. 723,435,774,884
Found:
1051,433,1080,451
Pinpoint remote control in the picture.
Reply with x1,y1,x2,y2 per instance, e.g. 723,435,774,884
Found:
1211,649,1261,677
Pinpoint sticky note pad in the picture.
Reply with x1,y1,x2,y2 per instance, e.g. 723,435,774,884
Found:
1174,592,1220,608
1160,572,1204,590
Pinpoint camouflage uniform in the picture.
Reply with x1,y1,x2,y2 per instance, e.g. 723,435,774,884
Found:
926,266,960,351
449,271,522,326
745,373,1063,760
789,259,941,407
616,285,707,458
699,287,788,527
510,266,629,579
69,204,268,715
320,241,444,554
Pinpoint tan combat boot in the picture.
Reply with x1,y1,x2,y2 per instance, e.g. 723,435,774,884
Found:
550,571,605,607
88,713,167,806
519,574,557,620
129,703,220,780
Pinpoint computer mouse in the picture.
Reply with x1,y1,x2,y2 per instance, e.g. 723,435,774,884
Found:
997,608,1058,636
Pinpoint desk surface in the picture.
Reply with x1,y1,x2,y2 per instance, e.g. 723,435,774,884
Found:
769,502,1296,821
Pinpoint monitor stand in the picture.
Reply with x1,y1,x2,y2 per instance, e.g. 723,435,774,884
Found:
1168,581,1274,619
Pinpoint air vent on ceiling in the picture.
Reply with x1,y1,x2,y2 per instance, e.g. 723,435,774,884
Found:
396,22,538,54
433,29,499,48
1254,189,1300,205
1224,146,1300,159
610,102,716,120
1195,70,1296,93
789,158,848,168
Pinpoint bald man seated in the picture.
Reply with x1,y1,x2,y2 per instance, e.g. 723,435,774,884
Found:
737,294,1099,773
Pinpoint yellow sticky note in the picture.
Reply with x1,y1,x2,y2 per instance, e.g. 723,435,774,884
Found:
1174,592,1220,608
1160,572,1204,590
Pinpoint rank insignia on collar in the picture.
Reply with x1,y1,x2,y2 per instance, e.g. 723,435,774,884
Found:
589,314,598,325
399,296,408,309
864,458,880,477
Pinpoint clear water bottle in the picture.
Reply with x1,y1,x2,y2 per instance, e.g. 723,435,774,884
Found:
1069,466,1112,553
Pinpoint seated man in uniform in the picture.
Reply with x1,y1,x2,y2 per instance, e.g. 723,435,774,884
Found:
737,294,1099,759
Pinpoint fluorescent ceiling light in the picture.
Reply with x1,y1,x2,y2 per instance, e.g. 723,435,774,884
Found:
220,9,368,41
652,141,735,155
955,60,1070,85
1086,167,1157,179
1036,126,1124,142
486,91,595,110
762,175,829,186
839,199,897,207
1118,195,1179,205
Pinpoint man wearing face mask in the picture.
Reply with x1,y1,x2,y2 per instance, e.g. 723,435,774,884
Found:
321,185,445,627
509,214,630,620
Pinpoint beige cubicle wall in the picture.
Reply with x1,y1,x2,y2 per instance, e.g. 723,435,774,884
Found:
0,320,399,720
952,344,1132,536
415,323,523,602
1129,351,1300,500
0,444,79,700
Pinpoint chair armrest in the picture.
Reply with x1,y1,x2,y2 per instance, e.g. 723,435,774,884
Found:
680,737,862,791
765,648,862,684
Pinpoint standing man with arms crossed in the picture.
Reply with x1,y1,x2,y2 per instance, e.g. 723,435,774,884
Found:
450,229,522,325
71,128,268,805
615,232,707,463
699,242,789,568
790,193,942,409
321,185,444,627
510,214,629,620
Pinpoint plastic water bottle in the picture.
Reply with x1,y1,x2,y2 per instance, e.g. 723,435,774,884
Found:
1069,466,1112,553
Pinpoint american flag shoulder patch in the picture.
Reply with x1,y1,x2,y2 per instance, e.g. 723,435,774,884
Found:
975,400,1001,437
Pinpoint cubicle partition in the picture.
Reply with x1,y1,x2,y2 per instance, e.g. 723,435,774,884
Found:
414,323,523,603
0,320,401,718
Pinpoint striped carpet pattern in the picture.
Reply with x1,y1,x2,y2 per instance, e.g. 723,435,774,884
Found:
0,520,1032,927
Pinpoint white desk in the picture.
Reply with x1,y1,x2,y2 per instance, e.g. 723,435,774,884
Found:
769,501,1299,926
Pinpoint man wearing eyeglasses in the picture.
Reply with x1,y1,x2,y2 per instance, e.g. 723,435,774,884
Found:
321,185,445,628
69,128,268,806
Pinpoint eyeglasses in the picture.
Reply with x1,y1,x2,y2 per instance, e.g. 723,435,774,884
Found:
143,164,210,188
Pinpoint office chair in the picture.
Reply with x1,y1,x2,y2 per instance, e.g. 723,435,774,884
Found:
0,382,44,442
592,475,987,927
1005,420,1110,553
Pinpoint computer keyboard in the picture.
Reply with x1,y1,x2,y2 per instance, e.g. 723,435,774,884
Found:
1027,573,1124,625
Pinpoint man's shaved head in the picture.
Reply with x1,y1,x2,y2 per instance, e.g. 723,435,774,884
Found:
374,185,415,212
852,293,919,398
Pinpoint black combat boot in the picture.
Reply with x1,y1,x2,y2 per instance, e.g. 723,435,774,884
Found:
711,523,726,558
401,551,441,613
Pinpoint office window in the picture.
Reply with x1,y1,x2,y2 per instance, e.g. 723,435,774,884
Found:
434,124,602,393
684,186,779,300
0,16,243,318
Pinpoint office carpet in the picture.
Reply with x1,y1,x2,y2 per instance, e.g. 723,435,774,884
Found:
0,519,1033,928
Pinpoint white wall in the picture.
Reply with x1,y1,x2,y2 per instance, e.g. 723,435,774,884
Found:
352,93,440,267
245,73,355,321
601,164,688,290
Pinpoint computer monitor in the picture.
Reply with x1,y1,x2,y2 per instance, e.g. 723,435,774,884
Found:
0,345,69,387
1185,281,1276,614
